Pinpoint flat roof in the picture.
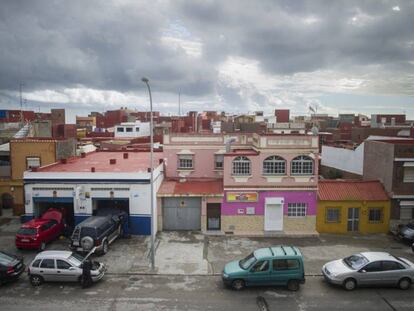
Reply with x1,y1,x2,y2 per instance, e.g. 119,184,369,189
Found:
37,151,163,173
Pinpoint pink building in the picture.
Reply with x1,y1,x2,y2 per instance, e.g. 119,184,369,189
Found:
158,131,319,235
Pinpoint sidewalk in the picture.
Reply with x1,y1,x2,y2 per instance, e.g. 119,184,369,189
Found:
1,214,414,276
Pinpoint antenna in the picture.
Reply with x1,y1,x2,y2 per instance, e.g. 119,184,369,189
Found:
178,91,181,116
19,82,24,124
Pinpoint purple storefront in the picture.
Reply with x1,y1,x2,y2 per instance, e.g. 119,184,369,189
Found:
220,190,317,235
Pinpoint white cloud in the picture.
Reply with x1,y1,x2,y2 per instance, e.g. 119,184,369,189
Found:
392,6,401,11
161,36,202,58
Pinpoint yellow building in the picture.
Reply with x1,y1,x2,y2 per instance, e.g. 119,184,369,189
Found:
0,138,75,215
317,180,390,234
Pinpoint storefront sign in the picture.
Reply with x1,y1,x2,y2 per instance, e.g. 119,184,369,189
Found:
226,192,258,203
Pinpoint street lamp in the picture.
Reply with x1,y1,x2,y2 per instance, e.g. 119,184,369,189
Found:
142,77,155,271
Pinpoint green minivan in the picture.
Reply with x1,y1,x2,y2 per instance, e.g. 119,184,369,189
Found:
222,245,305,291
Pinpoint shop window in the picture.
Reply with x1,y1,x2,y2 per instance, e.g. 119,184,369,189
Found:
287,203,307,217
26,157,40,169
178,154,193,170
263,156,286,175
326,207,341,223
232,156,251,176
291,155,313,175
214,154,224,170
368,208,383,223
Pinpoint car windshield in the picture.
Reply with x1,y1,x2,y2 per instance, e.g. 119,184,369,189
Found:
239,253,257,270
68,252,85,267
17,227,37,235
343,254,368,270
0,252,15,265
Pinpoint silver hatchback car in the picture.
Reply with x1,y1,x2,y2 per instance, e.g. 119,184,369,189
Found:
28,250,105,286
322,252,414,290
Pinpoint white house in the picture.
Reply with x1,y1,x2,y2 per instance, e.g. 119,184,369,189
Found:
114,121,150,138
23,151,163,236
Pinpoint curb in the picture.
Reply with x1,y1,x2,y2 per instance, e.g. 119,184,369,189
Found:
105,272,324,277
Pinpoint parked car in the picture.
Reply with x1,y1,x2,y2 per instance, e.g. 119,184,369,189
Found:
15,208,66,251
0,251,25,285
322,252,414,291
222,246,305,291
70,214,123,255
396,222,414,243
28,249,105,286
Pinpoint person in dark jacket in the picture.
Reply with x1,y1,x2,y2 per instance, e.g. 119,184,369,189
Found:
81,259,93,288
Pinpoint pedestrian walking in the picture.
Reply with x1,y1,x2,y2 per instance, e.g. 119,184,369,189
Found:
81,259,93,288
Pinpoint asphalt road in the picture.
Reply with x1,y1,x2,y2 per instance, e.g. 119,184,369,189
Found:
1,274,414,311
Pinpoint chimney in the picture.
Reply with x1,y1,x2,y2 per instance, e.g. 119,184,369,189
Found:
110,159,116,165
91,167,95,172
81,152,86,158
123,153,128,159
60,158,67,164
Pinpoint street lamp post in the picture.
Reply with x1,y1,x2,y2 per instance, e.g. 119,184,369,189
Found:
142,77,155,270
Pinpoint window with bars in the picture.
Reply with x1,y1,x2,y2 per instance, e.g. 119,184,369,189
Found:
368,208,383,223
287,203,307,217
263,156,286,175
214,154,224,170
232,156,251,176
178,154,194,170
291,155,314,175
326,207,341,223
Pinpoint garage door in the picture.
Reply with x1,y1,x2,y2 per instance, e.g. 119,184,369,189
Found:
33,197,75,227
162,197,201,231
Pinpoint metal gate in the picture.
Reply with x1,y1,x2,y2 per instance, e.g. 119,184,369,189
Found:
162,197,201,230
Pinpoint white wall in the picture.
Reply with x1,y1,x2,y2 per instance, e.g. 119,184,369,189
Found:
114,121,150,138
321,143,364,175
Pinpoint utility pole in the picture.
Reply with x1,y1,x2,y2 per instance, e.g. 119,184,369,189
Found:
19,82,24,124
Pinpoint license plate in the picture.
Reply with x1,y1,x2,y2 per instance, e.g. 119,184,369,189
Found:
73,241,79,246
21,239,29,242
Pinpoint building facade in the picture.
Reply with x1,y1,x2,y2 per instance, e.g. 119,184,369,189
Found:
159,131,319,235
317,180,390,234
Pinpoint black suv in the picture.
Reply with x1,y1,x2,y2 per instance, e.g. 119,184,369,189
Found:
70,211,126,255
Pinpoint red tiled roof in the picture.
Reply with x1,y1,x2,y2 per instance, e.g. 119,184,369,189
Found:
37,151,163,173
158,179,223,195
318,180,389,201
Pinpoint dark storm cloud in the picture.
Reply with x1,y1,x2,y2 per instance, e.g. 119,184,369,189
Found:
0,0,413,112
0,0,215,94
175,0,414,76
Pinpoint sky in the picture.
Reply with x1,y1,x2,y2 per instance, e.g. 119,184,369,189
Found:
0,0,413,123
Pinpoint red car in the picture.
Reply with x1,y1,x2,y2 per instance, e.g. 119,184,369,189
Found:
15,209,65,250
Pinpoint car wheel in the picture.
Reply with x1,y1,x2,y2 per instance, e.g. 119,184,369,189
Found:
287,279,300,291
39,242,46,251
231,279,245,291
343,278,357,291
102,240,109,255
30,275,43,287
398,278,411,290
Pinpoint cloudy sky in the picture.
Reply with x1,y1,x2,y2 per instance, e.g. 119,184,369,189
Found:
0,0,413,122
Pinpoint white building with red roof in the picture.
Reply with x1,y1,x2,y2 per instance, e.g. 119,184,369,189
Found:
23,150,164,235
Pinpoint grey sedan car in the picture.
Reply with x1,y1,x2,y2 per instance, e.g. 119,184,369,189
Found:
28,249,105,286
322,252,414,290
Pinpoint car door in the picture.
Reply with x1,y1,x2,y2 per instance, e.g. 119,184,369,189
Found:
380,261,406,286
357,261,383,285
271,259,301,286
247,260,271,286
56,259,79,282
39,259,57,282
